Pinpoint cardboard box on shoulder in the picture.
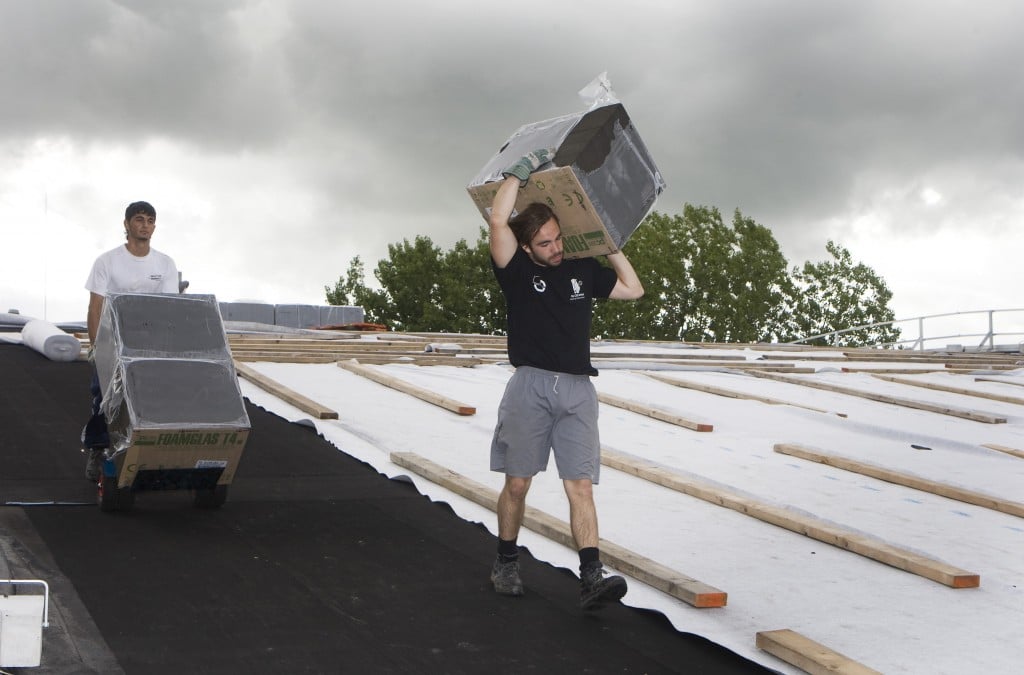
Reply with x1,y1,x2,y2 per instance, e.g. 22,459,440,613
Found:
467,102,666,259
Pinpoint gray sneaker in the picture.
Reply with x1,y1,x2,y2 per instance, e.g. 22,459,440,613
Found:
580,561,627,610
85,448,105,482
490,557,524,596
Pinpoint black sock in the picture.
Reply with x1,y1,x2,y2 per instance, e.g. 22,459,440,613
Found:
497,538,519,563
578,547,600,569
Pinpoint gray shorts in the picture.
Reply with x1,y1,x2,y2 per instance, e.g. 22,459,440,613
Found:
490,366,601,483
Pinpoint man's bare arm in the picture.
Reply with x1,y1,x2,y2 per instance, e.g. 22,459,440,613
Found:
488,149,555,269
488,176,521,269
87,293,104,345
606,251,644,300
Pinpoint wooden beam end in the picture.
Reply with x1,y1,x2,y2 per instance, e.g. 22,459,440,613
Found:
694,591,728,608
953,574,981,589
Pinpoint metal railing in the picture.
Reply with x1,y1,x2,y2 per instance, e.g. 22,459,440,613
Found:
789,308,1024,352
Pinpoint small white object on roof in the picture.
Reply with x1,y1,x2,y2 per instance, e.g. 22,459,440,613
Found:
424,343,463,354
20,320,81,362
0,579,49,668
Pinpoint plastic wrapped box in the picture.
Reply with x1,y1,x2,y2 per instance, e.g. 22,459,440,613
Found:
467,97,665,259
93,293,250,489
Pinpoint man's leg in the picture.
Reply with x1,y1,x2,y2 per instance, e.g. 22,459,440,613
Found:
82,369,109,482
497,475,532,541
491,475,532,596
564,477,627,610
563,478,598,549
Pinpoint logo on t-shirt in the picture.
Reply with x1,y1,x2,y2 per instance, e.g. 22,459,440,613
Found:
532,275,547,293
569,278,585,301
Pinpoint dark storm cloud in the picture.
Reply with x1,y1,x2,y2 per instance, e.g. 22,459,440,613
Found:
0,0,296,150
3,0,1023,259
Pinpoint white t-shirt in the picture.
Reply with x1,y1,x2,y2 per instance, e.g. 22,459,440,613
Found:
85,245,179,297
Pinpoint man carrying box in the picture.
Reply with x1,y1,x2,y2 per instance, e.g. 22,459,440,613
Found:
487,151,645,610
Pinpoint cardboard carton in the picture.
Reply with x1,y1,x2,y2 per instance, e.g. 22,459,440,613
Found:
93,293,250,489
468,102,665,258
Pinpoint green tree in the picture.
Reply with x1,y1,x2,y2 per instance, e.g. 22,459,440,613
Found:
789,241,900,347
326,209,900,347
592,210,692,340
373,236,445,332
717,210,797,342
593,206,794,343
324,255,390,325
325,230,504,333
427,229,506,334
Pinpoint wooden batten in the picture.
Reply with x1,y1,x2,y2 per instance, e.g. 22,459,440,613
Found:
600,447,980,588
596,391,713,432
337,359,476,415
388,451,727,608
774,443,1024,519
747,370,1007,424
756,629,882,675
975,376,1024,388
644,372,846,417
981,443,1024,460
872,373,1024,405
843,367,975,374
233,361,339,419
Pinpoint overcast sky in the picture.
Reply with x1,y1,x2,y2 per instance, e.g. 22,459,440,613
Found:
2,0,1023,336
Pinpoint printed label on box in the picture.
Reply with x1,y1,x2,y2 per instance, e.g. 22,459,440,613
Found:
467,167,619,259
117,428,249,488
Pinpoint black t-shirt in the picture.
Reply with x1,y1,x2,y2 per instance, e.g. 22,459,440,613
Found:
493,247,617,375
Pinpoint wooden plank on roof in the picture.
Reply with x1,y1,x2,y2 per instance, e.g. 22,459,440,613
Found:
233,361,339,419
389,451,728,608
975,376,1024,388
593,351,748,361
234,352,487,367
337,359,476,415
643,372,846,417
843,367,973,374
872,373,1024,405
755,629,882,675
234,353,341,364
981,443,1024,460
600,447,979,588
334,355,489,367
595,359,812,372
759,353,847,361
775,443,1024,519
596,391,713,431
747,370,1007,424
843,350,1022,365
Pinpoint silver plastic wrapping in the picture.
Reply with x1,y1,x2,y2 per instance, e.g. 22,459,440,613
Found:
93,293,250,456
467,77,665,250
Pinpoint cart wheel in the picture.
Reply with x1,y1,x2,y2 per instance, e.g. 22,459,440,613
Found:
193,484,228,509
98,475,134,512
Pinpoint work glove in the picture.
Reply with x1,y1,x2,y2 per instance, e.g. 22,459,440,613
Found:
502,148,555,186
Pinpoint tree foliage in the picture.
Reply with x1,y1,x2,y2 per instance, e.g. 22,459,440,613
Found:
325,229,504,333
326,208,901,346
790,241,900,347
592,206,795,342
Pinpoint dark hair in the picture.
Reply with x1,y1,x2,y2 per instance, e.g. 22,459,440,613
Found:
124,201,156,221
508,202,559,247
